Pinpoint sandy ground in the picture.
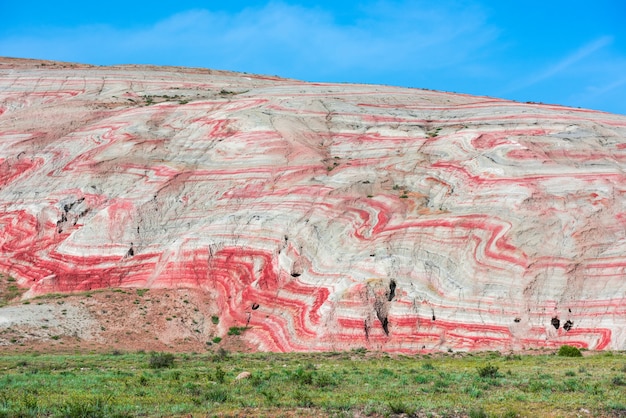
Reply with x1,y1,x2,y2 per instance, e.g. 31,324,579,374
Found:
0,287,251,354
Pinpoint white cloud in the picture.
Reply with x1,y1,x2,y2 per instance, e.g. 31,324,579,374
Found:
588,77,626,96
4,1,622,113
504,36,614,94
0,1,498,81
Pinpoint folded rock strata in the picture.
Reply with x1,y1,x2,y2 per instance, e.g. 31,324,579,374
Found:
1,58,625,351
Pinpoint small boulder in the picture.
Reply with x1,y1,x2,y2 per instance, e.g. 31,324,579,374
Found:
235,371,251,381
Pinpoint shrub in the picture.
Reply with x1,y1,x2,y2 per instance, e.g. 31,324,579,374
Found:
558,345,582,357
260,389,279,406
414,374,429,384
562,378,581,392
469,407,488,418
62,395,114,418
433,379,450,392
290,366,314,385
211,316,219,325
477,364,499,378
608,402,626,414
181,382,202,397
205,387,229,403
352,347,367,355
421,362,435,370
314,372,338,388
227,326,249,336
388,400,413,414
214,366,226,383
148,352,175,369
293,389,313,407
464,386,482,398
212,337,222,344
213,347,229,361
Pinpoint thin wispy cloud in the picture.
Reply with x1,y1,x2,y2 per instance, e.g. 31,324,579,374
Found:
504,36,613,94
588,77,626,96
0,1,497,81
1,1,625,114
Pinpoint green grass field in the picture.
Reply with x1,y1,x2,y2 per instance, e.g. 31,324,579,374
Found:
0,349,624,417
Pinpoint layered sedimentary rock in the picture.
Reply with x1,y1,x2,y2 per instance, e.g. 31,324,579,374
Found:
1,58,625,351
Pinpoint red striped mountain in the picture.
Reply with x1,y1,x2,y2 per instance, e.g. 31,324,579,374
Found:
1,58,625,352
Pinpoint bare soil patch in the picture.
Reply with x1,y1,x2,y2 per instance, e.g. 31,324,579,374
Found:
0,287,250,354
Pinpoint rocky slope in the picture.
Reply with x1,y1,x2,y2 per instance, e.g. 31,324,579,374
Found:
1,57,625,352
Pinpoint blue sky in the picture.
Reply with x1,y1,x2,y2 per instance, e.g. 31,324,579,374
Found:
1,1,625,115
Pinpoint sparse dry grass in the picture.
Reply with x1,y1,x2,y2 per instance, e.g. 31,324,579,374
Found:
0,274,25,307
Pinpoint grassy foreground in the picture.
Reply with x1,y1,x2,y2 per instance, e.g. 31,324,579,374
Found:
0,349,624,417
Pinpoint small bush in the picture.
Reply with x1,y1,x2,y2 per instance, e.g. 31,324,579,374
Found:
421,362,435,370
612,376,626,386
291,366,314,385
212,337,222,344
608,402,626,414
558,345,582,357
469,407,488,418
414,374,429,384
214,366,226,383
211,316,219,325
388,400,413,414
260,389,279,406
148,352,175,369
562,378,581,392
293,389,313,407
18,393,38,412
227,326,249,336
205,387,229,403
433,379,450,392
62,394,117,418
502,410,519,418
314,372,338,388
181,382,202,397
477,364,499,378
213,347,229,361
